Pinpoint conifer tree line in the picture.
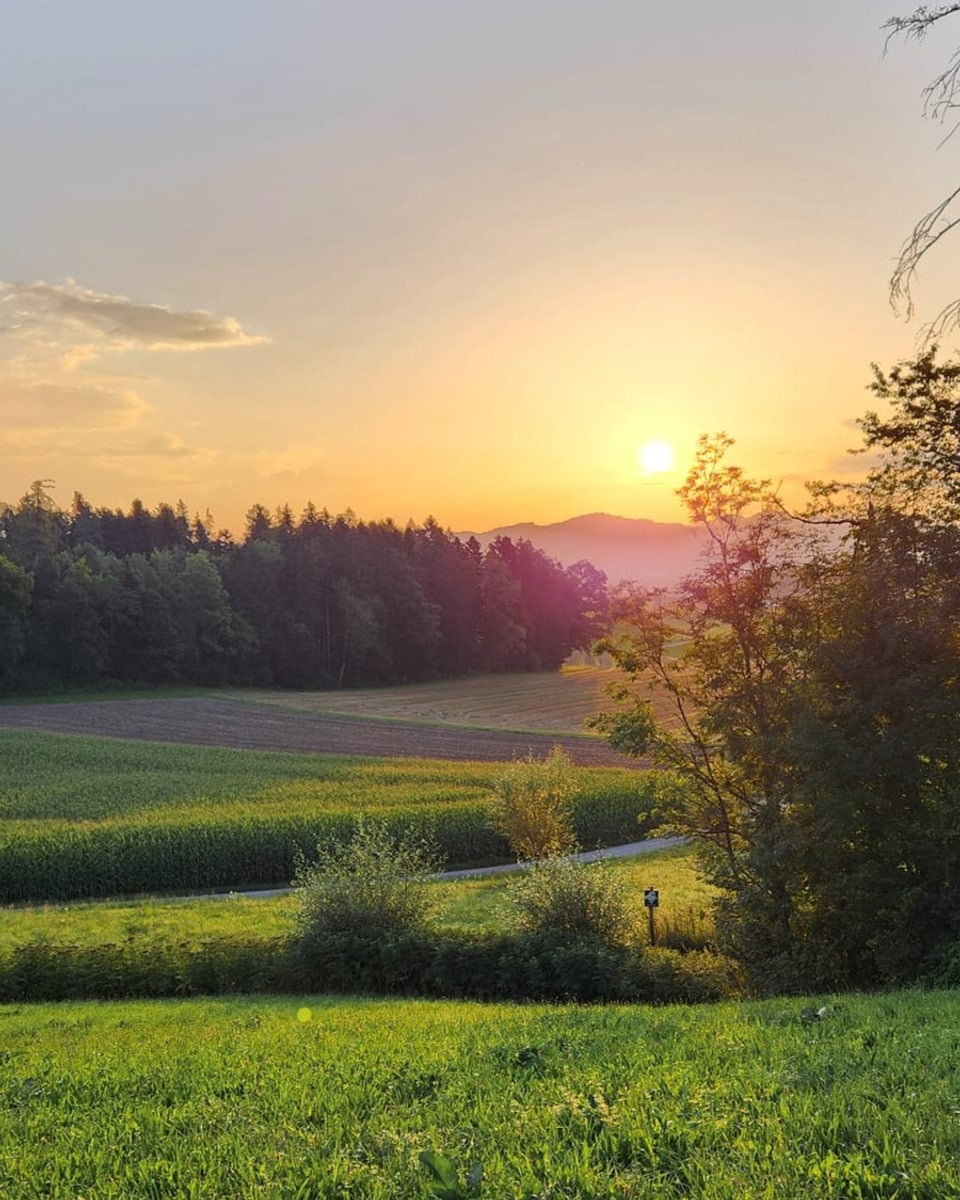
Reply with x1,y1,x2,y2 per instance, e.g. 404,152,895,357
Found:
0,489,608,692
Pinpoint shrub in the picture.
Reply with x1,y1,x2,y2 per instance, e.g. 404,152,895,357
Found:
293,819,443,949
489,746,577,861
507,854,635,947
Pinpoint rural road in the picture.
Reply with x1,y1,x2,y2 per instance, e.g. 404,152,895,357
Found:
200,837,688,901
0,695,642,768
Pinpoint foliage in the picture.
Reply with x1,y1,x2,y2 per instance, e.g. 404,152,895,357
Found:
489,745,578,861
507,855,635,947
0,485,607,691
293,819,443,945
0,843,707,955
0,927,738,1005
2,990,960,1195
595,434,823,977
596,417,960,991
860,345,960,522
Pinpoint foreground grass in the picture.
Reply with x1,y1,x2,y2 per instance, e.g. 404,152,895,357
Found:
1,989,958,1197
0,845,712,951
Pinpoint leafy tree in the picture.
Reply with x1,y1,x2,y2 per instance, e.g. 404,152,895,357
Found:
595,435,824,982
489,746,578,862
859,345,960,522
0,554,32,688
597,416,960,990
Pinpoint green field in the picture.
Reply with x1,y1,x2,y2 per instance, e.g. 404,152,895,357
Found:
2,988,957,1197
0,728,662,901
0,844,711,952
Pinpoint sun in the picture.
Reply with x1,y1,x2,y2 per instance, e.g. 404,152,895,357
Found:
637,439,675,475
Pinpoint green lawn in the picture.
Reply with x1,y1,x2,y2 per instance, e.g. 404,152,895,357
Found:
1,988,958,1197
0,845,712,951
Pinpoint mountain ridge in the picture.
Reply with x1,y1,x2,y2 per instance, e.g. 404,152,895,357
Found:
457,512,705,587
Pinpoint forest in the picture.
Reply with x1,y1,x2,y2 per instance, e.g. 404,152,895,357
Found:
0,491,607,693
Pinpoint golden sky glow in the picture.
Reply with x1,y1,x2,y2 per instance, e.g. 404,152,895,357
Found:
1,3,955,534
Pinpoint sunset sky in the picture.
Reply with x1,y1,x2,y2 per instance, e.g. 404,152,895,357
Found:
2,1,958,534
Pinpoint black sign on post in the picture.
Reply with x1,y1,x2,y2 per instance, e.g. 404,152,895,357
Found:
644,887,659,946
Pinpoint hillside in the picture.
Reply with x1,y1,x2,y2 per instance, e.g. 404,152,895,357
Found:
460,512,706,586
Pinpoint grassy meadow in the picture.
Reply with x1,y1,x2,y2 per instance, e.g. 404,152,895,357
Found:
0,844,711,952
3,988,958,1198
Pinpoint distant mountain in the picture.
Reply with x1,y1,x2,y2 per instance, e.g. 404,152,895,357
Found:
458,512,706,588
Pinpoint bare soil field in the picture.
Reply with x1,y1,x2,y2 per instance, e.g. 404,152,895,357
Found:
0,695,642,767
235,666,622,733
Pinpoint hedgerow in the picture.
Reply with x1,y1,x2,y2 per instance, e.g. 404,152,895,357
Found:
0,931,741,1004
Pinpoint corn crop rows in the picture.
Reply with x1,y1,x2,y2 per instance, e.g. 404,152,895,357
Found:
0,730,662,901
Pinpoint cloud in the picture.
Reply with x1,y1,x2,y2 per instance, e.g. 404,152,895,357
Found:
0,278,267,361
91,432,219,481
252,443,327,479
0,277,260,488
0,377,151,433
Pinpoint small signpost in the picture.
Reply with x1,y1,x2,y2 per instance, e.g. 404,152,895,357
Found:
643,887,659,946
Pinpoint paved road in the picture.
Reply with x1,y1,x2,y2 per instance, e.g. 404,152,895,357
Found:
202,836,687,901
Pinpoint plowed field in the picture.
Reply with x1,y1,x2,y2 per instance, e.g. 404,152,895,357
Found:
0,696,640,767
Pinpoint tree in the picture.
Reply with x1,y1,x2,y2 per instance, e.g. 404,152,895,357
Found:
0,554,32,688
489,746,578,862
884,5,960,337
859,345,960,521
596,422,960,989
595,435,826,983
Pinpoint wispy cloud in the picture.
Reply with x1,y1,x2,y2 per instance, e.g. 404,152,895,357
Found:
0,278,262,483
0,278,266,362
92,432,218,480
1,376,151,434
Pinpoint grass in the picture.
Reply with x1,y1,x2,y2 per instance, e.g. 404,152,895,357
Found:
1,988,959,1197
0,845,713,951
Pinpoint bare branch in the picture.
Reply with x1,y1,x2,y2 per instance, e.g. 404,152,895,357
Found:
885,7,960,332
884,4,960,45
890,185,960,322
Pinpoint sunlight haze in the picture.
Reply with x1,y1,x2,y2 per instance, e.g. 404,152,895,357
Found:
1,1,952,534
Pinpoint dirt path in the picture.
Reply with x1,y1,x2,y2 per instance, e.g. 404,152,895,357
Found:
0,695,642,767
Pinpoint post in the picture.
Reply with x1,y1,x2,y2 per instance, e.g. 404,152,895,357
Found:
643,887,659,946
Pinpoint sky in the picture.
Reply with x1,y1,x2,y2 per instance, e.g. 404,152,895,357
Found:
2,1,959,534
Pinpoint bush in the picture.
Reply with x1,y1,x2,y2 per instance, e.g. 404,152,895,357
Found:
0,931,743,1004
293,819,443,949
507,854,635,947
489,746,578,861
